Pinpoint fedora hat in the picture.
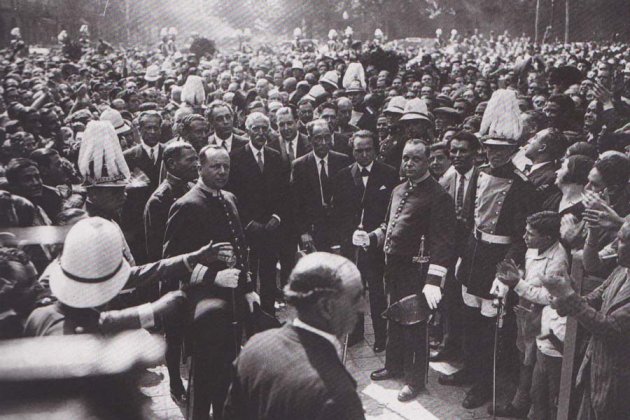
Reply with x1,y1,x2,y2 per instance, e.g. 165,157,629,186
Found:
144,64,160,82
48,217,131,308
399,98,431,122
100,107,131,135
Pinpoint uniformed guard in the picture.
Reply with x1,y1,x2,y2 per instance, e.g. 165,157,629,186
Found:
439,90,536,409
364,139,455,402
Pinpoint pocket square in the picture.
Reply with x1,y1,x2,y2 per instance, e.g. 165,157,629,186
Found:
379,185,387,190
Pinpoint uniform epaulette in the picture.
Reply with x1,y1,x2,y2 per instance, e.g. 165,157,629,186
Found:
513,168,529,181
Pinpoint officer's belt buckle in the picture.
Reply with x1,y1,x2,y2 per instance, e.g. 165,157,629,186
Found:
474,228,512,245
412,255,429,264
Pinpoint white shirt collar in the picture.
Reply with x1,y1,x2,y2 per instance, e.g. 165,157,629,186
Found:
215,133,233,148
141,141,160,161
316,153,328,166
293,318,342,359
457,166,474,181
358,161,374,174
288,132,299,144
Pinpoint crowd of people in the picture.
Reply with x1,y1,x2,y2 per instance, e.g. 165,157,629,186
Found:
2,23,630,420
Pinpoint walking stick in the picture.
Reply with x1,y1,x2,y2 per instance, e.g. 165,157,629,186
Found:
492,297,504,420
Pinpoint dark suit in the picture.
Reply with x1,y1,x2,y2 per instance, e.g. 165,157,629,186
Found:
226,144,290,314
267,133,312,286
526,161,562,211
21,186,63,223
291,151,352,251
143,173,193,395
208,133,249,153
331,161,399,345
224,323,365,420
268,133,312,165
332,132,353,157
122,143,165,266
163,185,253,420
439,166,479,353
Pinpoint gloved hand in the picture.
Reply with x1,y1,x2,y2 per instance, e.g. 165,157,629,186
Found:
245,291,261,313
490,277,509,300
422,284,442,310
352,229,370,248
214,268,240,289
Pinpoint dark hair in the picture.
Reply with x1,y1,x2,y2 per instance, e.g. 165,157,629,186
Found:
547,94,575,115
205,100,233,120
352,129,375,148
526,211,561,240
180,114,206,136
566,141,598,160
297,97,315,108
199,144,227,165
462,115,481,132
522,110,547,132
562,155,595,185
56,208,88,226
316,101,338,115
448,130,480,151
164,141,195,163
539,128,569,160
306,119,329,137
0,247,31,307
5,158,38,185
430,142,449,156
29,148,59,169
137,110,162,126
594,154,630,188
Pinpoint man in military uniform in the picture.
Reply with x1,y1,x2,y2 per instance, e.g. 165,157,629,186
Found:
439,90,536,409
364,139,455,402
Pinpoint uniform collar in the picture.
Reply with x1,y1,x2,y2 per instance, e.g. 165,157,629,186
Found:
196,179,219,196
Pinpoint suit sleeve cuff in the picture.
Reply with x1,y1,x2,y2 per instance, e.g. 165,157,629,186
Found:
191,264,213,286
428,264,447,278
137,303,155,329
513,279,527,295
272,214,281,223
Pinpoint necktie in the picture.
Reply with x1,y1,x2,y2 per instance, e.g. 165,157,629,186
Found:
456,173,465,217
287,141,295,162
523,163,532,175
222,141,228,151
257,150,264,172
360,168,370,177
149,148,155,164
320,160,330,205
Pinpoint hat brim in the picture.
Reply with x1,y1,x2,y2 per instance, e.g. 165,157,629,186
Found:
115,123,131,135
399,113,431,122
481,138,517,146
320,80,338,90
49,258,131,308
384,107,404,114
145,75,160,82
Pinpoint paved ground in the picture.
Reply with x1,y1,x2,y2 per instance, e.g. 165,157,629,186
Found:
141,304,513,419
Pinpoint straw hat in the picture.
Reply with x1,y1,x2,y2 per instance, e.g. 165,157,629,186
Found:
384,96,407,114
48,217,132,308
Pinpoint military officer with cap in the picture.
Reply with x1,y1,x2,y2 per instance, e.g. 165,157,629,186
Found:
439,90,536,409
360,138,455,402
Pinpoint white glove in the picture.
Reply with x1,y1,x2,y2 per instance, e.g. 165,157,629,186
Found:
422,284,442,310
245,291,261,313
214,268,240,289
352,229,370,248
490,277,509,300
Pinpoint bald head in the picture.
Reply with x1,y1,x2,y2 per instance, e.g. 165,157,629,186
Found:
284,252,365,337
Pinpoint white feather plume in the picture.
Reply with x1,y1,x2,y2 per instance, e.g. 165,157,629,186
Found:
479,89,522,141
181,75,206,107
78,121,130,184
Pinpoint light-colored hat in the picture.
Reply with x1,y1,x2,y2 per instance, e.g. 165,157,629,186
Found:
345,26,353,37
57,30,68,43
342,62,366,92
144,65,160,82
181,75,206,107
328,29,338,40
479,89,522,146
319,70,339,89
304,84,327,102
374,28,384,38
78,121,130,187
293,27,302,38
49,217,132,308
168,27,178,36
10,27,20,37
399,98,431,122
291,60,304,70
79,25,89,35
384,96,407,114
100,108,131,135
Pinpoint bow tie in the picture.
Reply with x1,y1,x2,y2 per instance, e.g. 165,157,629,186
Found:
360,168,370,177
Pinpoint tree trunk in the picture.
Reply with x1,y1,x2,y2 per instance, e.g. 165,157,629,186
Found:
564,0,569,43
